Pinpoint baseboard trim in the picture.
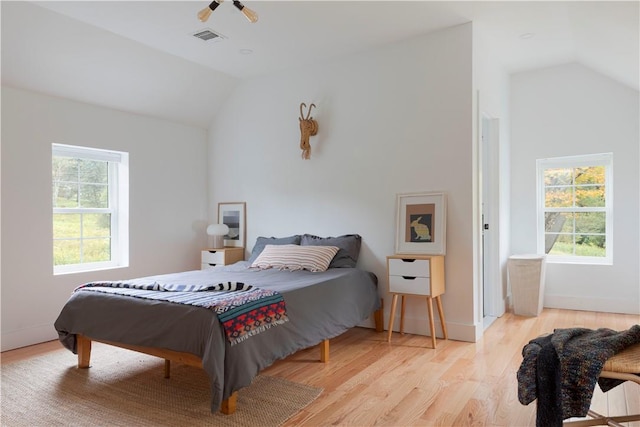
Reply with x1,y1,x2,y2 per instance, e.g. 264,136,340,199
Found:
387,314,479,343
2,324,58,352
544,294,640,315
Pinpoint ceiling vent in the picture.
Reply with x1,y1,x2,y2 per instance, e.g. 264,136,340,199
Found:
192,28,226,42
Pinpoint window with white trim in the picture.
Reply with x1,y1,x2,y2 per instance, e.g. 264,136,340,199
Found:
52,144,129,274
536,153,612,264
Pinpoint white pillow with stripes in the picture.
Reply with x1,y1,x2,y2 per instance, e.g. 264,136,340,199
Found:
251,244,339,272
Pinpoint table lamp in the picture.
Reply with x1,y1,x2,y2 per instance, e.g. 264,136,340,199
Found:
207,224,229,249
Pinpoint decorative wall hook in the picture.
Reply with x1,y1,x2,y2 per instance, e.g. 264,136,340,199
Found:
299,103,318,159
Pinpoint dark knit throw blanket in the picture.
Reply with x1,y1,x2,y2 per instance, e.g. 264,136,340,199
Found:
517,325,640,427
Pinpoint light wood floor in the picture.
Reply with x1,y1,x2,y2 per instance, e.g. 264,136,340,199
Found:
2,308,639,426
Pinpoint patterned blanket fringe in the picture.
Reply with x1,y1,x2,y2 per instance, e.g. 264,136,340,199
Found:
229,317,289,346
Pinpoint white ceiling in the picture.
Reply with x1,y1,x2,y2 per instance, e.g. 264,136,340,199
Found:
2,1,638,128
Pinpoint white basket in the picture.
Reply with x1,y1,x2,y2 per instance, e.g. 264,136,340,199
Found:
508,255,546,317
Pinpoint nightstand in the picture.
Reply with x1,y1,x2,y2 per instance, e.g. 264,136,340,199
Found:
386,254,448,348
201,247,244,270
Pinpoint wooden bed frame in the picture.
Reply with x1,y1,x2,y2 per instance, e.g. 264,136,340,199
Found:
75,301,384,415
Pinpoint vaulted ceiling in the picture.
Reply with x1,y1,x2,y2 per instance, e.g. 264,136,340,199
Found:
2,1,638,128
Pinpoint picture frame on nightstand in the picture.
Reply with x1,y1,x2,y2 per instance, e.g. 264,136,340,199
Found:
218,202,246,248
395,191,447,255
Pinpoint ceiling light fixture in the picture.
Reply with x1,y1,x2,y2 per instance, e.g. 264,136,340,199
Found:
198,0,222,23
197,0,258,23
233,0,258,23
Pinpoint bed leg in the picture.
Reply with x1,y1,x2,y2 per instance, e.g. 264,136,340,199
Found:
77,334,91,369
320,339,329,363
374,298,384,332
220,392,238,415
164,359,170,378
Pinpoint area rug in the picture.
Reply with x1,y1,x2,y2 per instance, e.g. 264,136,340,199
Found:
1,343,322,426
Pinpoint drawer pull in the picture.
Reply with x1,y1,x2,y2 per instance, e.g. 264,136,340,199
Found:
208,250,218,254
402,276,417,280
208,263,217,266
401,259,416,263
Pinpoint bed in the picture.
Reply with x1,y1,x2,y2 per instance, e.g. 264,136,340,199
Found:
54,235,382,414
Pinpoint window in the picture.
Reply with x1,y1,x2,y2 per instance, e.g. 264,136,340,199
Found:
52,144,129,274
536,153,612,264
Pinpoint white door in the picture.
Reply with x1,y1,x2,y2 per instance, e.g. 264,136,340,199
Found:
482,115,491,317
480,114,503,321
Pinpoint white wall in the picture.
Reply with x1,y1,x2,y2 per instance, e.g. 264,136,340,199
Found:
209,24,479,341
1,87,209,350
510,63,640,314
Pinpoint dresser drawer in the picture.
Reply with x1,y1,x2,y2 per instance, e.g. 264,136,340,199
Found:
389,275,431,295
201,248,244,269
388,258,430,277
201,250,225,266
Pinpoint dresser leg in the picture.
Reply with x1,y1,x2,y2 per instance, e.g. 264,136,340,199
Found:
435,295,448,340
387,294,399,342
426,297,437,349
399,295,406,335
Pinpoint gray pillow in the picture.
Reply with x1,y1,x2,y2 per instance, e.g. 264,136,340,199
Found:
300,234,361,268
247,235,302,264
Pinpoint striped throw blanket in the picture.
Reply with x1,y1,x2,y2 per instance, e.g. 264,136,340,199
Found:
75,280,289,345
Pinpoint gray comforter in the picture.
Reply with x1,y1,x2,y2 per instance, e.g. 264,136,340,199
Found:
54,262,380,412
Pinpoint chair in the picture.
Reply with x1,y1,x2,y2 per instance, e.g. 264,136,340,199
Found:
564,342,640,426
